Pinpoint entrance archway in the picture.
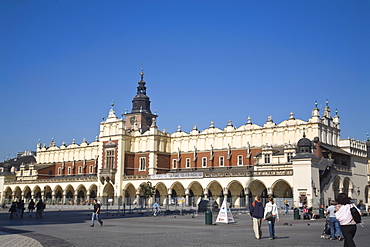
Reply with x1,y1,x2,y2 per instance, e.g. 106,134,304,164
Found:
248,180,268,205
271,180,293,210
188,181,203,206
103,183,114,205
227,180,244,208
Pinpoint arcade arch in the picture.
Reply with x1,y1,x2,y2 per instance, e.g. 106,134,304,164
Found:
343,177,351,196
170,182,185,206
88,184,97,203
14,186,22,201
154,182,167,205
44,185,52,203
188,181,203,207
206,180,223,205
271,179,293,208
23,186,32,201
332,176,341,200
76,185,87,205
65,185,75,205
248,180,268,204
4,187,12,203
123,183,136,206
54,185,63,204
33,186,42,200
102,182,114,204
227,180,244,208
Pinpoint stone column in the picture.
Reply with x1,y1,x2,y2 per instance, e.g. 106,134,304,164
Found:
185,189,190,206
244,187,250,210
203,189,208,200
222,187,228,206
167,188,172,207
52,192,55,205
267,187,273,197
62,192,66,205
122,189,126,206
135,190,140,207
86,192,90,205
74,191,78,205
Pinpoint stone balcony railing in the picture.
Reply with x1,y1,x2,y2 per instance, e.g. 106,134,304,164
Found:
333,164,352,173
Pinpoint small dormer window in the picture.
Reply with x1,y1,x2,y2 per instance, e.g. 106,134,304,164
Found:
264,154,271,164
287,152,294,163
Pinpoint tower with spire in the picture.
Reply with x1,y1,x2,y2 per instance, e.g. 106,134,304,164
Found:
124,68,157,132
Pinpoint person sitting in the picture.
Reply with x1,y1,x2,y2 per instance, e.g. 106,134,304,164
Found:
303,204,314,220
152,201,160,216
308,207,316,220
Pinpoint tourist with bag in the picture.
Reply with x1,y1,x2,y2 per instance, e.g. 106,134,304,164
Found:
335,193,361,247
263,197,279,240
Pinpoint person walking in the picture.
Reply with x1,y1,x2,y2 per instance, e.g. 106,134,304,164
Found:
326,200,343,240
335,193,361,247
263,197,279,240
285,201,290,214
90,199,103,227
16,200,23,219
250,196,264,240
28,199,35,217
9,201,17,219
35,199,45,219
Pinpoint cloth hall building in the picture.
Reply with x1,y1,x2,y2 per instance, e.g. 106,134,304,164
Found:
1,71,369,210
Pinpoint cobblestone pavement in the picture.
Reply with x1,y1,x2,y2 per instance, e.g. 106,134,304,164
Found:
0,207,369,247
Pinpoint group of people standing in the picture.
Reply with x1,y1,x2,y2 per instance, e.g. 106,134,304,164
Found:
250,193,361,247
250,196,279,240
9,199,45,219
323,193,362,247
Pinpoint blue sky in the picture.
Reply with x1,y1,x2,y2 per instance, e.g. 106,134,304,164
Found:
1,0,369,160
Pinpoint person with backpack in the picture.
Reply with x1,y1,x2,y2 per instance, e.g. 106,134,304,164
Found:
335,193,361,247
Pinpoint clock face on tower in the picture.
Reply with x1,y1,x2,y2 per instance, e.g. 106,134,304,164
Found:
146,116,152,126
130,116,136,125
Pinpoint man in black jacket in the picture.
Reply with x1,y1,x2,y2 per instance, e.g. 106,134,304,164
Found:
91,199,103,227
250,196,264,239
